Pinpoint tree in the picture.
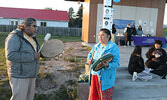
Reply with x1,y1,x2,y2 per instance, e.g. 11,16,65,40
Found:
44,7,52,10
68,7,74,19
68,7,75,27
75,4,83,28
68,5,83,28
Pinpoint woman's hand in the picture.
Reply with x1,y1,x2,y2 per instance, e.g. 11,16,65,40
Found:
152,51,156,55
101,61,109,68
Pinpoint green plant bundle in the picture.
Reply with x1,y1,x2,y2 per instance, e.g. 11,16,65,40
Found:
78,74,89,83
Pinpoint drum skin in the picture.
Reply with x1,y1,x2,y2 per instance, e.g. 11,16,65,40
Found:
41,39,64,58
92,53,113,71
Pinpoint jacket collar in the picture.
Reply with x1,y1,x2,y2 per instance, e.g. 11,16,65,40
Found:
95,41,113,56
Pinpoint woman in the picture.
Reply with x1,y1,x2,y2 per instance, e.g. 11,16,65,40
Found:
128,46,145,76
131,25,137,36
145,40,167,79
137,25,143,36
87,28,120,100
111,24,117,43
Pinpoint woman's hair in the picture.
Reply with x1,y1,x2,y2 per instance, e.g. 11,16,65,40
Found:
17,18,36,31
138,25,142,30
112,24,115,28
131,46,142,56
132,25,135,28
100,28,111,41
154,40,162,46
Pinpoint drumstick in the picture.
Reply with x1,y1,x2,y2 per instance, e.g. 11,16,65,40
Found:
38,33,51,53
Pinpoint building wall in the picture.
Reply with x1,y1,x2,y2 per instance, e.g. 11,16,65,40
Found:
37,20,68,27
82,0,102,43
115,0,166,37
82,0,166,43
0,18,68,27
0,18,22,25
110,5,157,36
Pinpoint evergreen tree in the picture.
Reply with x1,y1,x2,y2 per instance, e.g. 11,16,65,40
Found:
75,4,83,28
68,5,83,27
68,7,75,27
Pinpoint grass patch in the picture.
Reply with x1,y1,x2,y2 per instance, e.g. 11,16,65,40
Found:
163,28,167,36
0,78,11,100
34,85,78,100
63,55,78,62
36,34,81,45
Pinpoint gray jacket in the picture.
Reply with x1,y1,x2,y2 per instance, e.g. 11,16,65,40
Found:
5,30,40,78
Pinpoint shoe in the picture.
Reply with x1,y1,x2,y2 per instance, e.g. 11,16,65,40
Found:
162,73,167,79
143,68,150,74
132,72,138,81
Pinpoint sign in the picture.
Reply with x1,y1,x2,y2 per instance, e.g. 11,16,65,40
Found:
113,19,135,29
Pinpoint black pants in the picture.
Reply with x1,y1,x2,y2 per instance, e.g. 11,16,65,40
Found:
125,35,131,46
146,60,167,77
128,65,144,75
150,64,167,76
145,60,160,69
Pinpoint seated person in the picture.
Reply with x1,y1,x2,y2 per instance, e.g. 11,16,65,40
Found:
137,25,143,36
128,46,145,75
145,40,167,79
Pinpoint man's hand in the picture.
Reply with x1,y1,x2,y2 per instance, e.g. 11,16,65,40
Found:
34,52,40,59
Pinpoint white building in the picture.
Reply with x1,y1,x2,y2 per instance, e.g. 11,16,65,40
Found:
0,7,69,27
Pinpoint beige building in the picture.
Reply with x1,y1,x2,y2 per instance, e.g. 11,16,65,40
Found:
65,0,167,43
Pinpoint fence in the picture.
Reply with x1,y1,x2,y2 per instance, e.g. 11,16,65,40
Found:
0,25,82,36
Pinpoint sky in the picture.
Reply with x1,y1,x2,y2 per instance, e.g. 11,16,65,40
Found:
0,0,167,25
0,0,81,12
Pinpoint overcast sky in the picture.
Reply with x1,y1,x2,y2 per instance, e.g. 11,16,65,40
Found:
0,0,80,12
0,0,167,24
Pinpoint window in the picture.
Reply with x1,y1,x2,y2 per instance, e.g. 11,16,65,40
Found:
10,20,18,25
15,21,18,25
40,22,47,27
11,21,14,25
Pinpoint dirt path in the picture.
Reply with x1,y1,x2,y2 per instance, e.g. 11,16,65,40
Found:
36,42,90,94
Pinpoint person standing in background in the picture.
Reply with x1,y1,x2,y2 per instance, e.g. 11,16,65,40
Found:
137,25,143,36
131,25,137,36
5,18,40,100
111,24,117,43
124,23,132,47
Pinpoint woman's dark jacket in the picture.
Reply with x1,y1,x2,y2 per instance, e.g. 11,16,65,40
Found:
145,47,167,65
128,54,145,75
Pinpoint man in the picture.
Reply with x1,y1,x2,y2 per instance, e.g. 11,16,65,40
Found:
124,23,132,46
5,18,40,100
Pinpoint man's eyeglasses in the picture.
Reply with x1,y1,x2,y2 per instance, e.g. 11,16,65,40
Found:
30,25,37,28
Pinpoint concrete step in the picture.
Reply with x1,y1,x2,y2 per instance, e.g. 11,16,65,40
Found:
114,78,167,89
113,87,167,100
113,67,167,100
116,67,162,79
